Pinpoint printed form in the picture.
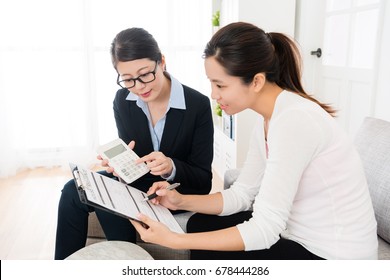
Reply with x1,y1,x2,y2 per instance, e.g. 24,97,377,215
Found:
71,163,184,234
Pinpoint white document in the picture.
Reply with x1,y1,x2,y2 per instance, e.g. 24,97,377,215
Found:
70,163,184,234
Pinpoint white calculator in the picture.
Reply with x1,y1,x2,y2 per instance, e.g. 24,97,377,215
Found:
97,138,150,184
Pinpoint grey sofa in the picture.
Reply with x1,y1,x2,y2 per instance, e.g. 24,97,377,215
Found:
354,117,390,259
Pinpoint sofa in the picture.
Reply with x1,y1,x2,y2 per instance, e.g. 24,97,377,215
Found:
354,117,390,259
87,117,390,259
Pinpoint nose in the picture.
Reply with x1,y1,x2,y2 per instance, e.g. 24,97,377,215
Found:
134,79,146,90
210,89,219,100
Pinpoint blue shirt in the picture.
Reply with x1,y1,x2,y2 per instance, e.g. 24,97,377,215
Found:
126,74,186,180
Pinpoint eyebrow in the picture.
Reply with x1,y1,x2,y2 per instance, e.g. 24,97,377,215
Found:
210,78,224,83
120,65,151,78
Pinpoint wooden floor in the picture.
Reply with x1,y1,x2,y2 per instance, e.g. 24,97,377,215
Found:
0,167,223,260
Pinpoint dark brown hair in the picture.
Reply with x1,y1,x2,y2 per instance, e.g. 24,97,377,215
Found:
204,22,336,116
110,27,162,69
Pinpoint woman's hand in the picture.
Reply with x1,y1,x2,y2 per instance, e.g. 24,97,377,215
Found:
130,213,180,249
146,181,183,210
97,140,136,176
137,152,173,176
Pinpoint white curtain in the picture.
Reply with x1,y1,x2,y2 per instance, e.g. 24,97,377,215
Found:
0,0,212,178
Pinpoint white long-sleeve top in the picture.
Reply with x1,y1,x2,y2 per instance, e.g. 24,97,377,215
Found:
220,91,378,259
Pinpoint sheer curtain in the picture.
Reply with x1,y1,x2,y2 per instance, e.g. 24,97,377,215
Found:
0,0,212,178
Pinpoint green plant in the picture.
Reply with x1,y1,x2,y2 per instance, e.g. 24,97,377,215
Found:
214,103,222,117
212,10,220,27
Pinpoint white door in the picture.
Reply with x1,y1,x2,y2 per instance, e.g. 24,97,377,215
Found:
297,0,384,136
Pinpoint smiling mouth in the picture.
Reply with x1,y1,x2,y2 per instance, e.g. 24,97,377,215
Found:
219,103,228,110
140,90,152,97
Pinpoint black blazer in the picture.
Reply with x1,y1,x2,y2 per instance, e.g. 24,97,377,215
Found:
113,85,214,195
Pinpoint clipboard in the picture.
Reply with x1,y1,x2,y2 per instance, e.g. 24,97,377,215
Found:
70,163,184,234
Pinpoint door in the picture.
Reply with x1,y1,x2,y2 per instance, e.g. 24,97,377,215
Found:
297,0,384,136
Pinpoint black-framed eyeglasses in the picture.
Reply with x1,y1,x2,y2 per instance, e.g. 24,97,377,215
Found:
116,61,158,89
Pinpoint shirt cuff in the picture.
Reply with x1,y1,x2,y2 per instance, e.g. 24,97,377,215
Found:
161,158,176,181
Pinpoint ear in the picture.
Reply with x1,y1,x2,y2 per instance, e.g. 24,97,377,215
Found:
252,73,266,92
160,55,167,71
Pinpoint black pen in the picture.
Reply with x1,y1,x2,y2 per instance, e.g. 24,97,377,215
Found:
142,183,180,202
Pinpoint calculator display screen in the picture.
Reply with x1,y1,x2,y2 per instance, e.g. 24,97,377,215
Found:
104,144,127,159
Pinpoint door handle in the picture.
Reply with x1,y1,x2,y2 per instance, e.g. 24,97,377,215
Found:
311,48,322,58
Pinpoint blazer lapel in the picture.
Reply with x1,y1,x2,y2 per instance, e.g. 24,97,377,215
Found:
130,104,154,152
160,109,184,153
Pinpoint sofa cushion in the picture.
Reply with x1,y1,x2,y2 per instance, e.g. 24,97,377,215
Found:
354,117,390,243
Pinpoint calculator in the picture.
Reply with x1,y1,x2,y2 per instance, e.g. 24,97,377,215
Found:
97,138,150,184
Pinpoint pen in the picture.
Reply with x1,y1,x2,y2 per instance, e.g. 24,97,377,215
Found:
142,183,180,201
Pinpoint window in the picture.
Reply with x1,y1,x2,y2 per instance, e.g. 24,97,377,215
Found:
323,0,381,68
0,0,212,177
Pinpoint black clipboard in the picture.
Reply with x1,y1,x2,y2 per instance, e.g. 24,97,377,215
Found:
70,163,148,228
69,163,184,233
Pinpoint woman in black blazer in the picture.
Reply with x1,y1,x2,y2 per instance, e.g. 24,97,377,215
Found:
54,27,213,259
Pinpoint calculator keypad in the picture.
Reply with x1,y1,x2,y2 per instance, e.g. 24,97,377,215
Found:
111,150,149,184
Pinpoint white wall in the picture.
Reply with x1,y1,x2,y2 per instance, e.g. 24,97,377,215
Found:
373,1,390,121
219,0,296,37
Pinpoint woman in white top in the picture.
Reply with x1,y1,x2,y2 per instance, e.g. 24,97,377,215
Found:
131,22,378,259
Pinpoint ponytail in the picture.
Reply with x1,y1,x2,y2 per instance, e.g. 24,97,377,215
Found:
268,32,336,116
